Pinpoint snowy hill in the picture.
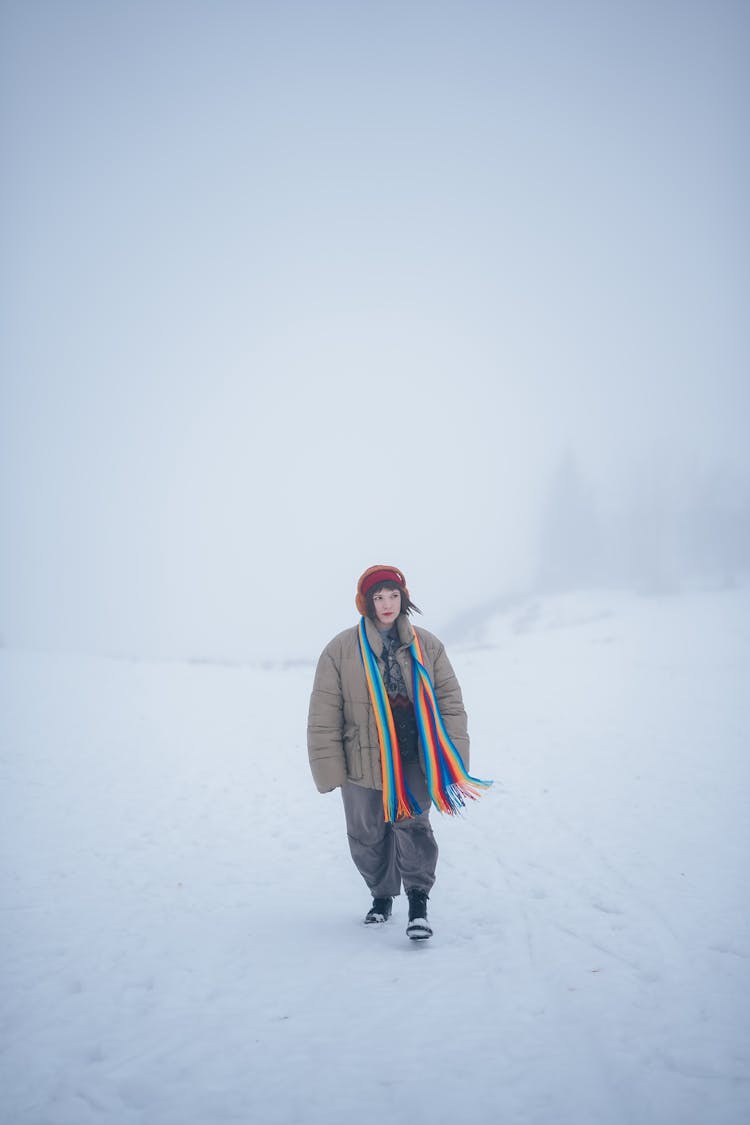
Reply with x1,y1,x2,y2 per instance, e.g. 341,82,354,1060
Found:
2,587,748,1125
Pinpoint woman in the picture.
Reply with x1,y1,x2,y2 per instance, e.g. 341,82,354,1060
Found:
307,564,488,940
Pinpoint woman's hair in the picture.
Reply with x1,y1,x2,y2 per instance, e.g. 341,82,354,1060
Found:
365,580,422,619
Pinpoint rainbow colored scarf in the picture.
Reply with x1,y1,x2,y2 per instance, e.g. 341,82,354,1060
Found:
357,618,492,822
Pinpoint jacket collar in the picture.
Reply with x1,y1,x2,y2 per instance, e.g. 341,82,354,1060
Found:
362,613,415,656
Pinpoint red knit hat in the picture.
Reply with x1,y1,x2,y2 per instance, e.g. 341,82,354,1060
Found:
355,565,409,616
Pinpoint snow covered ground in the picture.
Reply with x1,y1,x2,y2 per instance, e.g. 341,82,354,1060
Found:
1,587,748,1125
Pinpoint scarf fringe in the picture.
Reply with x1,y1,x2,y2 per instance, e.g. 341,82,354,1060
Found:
358,619,492,822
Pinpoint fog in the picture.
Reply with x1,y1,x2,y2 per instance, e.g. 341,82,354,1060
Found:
1,0,748,662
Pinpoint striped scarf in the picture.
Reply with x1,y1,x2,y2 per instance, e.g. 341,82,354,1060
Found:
357,618,493,822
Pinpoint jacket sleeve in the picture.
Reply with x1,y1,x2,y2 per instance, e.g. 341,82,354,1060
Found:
307,646,347,793
432,643,470,770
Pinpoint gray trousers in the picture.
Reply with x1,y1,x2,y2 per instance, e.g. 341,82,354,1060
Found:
340,759,438,898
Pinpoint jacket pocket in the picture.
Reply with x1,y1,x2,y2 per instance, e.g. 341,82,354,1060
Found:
343,725,364,781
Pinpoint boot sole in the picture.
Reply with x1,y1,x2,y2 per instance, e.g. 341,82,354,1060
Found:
406,920,433,940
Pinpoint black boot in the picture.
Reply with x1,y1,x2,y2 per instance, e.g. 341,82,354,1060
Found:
365,896,393,924
406,889,433,940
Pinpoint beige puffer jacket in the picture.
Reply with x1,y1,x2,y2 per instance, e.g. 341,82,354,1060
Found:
307,614,469,793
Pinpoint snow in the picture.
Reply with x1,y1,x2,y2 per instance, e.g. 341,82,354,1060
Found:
1,587,749,1125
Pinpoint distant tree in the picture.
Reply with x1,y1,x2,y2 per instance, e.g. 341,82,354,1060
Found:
676,465,750,586
535,451,605,593
621,467,679,595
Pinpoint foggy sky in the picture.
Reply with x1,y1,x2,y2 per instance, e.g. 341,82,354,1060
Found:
1,0,748,661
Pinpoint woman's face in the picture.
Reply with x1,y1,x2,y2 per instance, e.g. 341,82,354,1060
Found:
372,586,402,627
